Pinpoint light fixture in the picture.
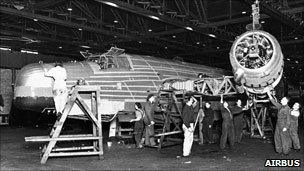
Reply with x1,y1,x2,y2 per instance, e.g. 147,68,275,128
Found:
202,44,206,46
13,5,24,10
58,46,62,49
165,46,168,49
78,28,82,31
149,15,160,20
114,20,118,23
104,2,118,7
172,35,176,38
138,41,142,44
33,19,38,22
287,58,290,61
196,42,200,45
148,29,152,32
0,47,11,51
67,1,73,11
208,34,216,38
242,11,246,14
295,61,299,64
216,46,220,49
80,45,91,49
185,26,193,31
21,49,38,54
261,21,265,24
114,35,117,38
294,37,298,40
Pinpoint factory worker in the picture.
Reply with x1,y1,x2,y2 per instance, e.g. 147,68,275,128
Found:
143,94,157,146
44,62,68,115
233,99,245,143
289,102,301,151
202,101,214,144
219,95,248,150
181,96,197,157
130,102,145,148
267,91,291,155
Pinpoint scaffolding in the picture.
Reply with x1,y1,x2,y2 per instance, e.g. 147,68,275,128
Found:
156,76,273,143
151,76,241,149
25,86,103,164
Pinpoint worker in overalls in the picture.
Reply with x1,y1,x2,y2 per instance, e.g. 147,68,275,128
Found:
219,95,247,150
233,99,245,143
130,102,145,148
267,91,291,155
202,101,214,144
44,62,68,116
143,94,157,146
289,102,301,151
197,105,205,145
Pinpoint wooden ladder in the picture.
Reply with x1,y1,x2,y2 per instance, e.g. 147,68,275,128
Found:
25,86,103,164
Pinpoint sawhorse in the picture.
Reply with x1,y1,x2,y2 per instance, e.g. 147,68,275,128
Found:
25,86,103,164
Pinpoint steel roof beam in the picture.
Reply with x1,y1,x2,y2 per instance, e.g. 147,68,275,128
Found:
26,0,65,10
0,29,97,48
95,0,236,42
0,6,189,51
146,28,186,37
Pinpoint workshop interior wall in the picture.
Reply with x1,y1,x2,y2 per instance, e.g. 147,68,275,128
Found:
0,68,18,115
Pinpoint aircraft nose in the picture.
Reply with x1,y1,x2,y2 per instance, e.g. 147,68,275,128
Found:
14,63,53,98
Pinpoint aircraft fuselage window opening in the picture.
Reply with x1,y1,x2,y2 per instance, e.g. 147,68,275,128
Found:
87,53,131,70
97,56,115,69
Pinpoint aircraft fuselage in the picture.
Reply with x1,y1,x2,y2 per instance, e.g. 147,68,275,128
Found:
14,53,229,115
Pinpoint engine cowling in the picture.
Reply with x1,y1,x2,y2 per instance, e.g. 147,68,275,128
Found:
230,30,284,94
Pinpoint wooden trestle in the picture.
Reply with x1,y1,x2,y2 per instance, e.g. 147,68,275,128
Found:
25,86,103,164
153,89,185,149
249,98,273,138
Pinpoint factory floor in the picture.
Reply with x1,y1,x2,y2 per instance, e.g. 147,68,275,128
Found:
1,124,303,170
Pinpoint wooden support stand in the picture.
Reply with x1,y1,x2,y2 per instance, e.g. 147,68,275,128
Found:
153,89,185,149
25,86,103,164
250,100,273,138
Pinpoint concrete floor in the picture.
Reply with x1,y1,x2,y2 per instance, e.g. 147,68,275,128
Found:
1,125,303,170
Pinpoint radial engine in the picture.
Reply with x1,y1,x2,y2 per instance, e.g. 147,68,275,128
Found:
229,1,284,95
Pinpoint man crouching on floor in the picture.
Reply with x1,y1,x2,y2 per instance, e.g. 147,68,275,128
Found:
181,96,197,157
